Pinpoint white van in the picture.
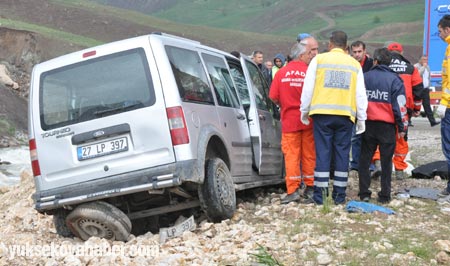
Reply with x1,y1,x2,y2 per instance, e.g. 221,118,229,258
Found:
28,32,283,241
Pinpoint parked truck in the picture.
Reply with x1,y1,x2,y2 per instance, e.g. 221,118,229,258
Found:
423,0,450,106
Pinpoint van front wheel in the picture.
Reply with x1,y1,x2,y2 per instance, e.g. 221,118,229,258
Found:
66,201,132,241
199,158,236,222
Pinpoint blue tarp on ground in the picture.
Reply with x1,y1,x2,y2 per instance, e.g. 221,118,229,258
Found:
346,200,395,215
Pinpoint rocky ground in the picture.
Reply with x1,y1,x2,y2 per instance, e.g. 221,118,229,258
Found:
0,117,449,266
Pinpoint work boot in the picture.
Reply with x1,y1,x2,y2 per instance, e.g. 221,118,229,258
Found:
431,121,440,127
300,186,315,204
372,160,381,179
395,170,405,180
302,186,314,199
281,189,300,204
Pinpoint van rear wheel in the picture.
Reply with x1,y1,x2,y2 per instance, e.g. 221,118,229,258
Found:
66,201,132,241
53,209,74,237
199,158,236,222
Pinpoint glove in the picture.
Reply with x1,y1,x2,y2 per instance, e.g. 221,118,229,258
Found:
300,112,310,125
436,104,447,118
355,120,365,134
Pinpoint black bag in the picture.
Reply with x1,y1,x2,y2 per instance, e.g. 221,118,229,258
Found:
411,161,448,180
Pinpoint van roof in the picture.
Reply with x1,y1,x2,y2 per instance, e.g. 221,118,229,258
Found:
33,32,235,71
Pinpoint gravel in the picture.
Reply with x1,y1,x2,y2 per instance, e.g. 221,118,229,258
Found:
0,117,449,265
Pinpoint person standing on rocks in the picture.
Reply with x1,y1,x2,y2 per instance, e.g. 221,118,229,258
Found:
300,30,368,205
348,40,375,180
357,48,407,204
414,55,441,127
436,15,450,200
386,42,425,180
269,37,317,204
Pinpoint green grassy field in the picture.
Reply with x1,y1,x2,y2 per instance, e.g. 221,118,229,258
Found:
143,0,424,44
2,0,424,59
49,0,294,51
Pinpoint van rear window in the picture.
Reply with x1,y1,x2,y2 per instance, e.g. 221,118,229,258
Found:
39,48,155,130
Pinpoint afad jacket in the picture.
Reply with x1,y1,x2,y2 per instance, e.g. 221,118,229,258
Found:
364,65,408,133
388,52,424,112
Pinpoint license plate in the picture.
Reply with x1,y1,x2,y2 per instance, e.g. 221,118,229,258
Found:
77,137,128,161
159,215,196,243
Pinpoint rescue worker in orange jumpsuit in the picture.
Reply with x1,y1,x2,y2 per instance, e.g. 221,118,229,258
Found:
269,36,318,204
387,42,424,180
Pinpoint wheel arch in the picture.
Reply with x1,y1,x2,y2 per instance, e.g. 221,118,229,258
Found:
195,125,230,184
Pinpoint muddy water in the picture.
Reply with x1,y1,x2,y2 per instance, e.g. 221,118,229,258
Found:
0,146,30,186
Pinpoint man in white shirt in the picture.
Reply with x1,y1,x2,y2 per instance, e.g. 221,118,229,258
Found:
414,55,440,126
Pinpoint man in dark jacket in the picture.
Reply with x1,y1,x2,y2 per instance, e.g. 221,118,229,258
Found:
349,40,375,179
252,50,272,86
351,41,374,72
358,48,408,203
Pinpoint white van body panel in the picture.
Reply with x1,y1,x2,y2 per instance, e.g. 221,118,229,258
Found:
30,36,176,190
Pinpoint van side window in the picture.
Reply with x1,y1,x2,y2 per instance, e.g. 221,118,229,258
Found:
202,54,240,108
244,60,269,111
227,60,250,106
165,46,213,104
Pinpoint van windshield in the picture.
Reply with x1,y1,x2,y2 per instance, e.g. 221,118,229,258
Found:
39,48,155,130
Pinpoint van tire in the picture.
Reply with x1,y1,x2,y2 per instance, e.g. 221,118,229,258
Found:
53,209,74,237
199,158,236,222
66,201,132,241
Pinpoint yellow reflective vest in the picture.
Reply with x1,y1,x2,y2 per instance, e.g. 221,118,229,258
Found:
309,48,361,122
441,35,450,107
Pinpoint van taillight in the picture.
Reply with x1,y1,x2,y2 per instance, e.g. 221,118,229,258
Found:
29,139,41,176
166,106,189,145
82,50,96,58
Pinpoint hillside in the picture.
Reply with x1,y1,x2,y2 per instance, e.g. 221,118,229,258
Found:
95,0,424,44
0,0,424,61
0,0,426,145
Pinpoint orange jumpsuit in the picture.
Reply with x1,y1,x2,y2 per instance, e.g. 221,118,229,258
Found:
388,52,423,171
269,60,315,194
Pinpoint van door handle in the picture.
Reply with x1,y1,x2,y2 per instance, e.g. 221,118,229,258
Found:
236,113,246,120
259,114,266,121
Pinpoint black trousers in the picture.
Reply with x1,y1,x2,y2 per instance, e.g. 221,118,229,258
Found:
421,88,437,125
358,121,396,201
